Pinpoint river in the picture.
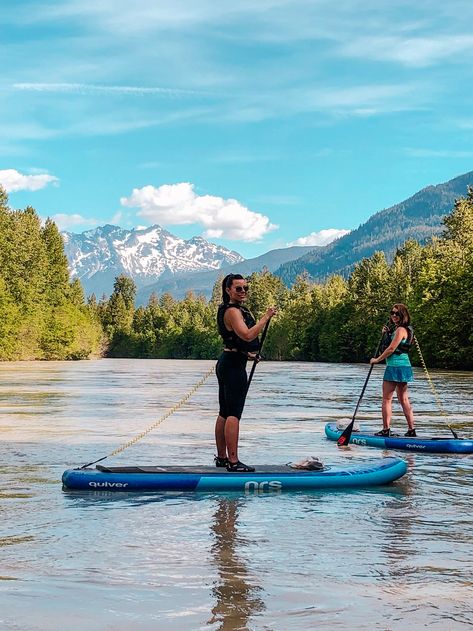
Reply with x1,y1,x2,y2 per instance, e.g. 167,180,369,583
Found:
1,359,472,630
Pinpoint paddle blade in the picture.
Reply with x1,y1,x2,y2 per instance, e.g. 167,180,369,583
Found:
337,421,354,447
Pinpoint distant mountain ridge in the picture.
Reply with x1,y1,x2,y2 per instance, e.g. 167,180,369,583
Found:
276,170,473,284
62,223,314,302
62,224,244,298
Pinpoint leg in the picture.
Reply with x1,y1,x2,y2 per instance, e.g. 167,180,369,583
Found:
215,415,227,459
216,354,250,467
382,380,396,430
396,383,415,431
221,359,247,464
215,358,229,458
224,416,240,463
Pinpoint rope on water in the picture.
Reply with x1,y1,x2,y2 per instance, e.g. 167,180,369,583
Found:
80,365,215,469
413,336,459,438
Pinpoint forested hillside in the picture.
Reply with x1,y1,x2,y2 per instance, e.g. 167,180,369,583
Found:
276,170,473,285
0,189,103,360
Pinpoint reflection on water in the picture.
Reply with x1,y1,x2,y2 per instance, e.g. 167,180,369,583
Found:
1,359,473,630
209,499,265,630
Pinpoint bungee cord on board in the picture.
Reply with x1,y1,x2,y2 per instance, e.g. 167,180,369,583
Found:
79,365,215,469
413,336,460,439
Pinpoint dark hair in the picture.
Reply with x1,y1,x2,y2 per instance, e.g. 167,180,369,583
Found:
392,303,411,327
221,273,245,304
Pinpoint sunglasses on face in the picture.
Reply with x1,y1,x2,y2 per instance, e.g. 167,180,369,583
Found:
234,285,249,293
390,310,400,316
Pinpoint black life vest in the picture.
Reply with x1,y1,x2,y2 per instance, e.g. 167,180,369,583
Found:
217,303,260,353
394,325,414,355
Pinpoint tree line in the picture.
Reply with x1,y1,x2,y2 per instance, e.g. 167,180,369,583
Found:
0,189,103,360
1,187,472,368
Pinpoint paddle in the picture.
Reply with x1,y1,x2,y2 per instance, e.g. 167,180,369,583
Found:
246,318,271,392
337,328,388,447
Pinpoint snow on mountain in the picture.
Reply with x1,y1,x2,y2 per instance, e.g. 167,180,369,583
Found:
62,224,244,296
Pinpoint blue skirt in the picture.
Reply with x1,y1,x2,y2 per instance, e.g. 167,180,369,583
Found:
383,366,413,383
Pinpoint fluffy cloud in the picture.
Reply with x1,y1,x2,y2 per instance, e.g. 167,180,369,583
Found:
0,169,59,193
121,182,278,241
50,213,98,230
288,228,350,247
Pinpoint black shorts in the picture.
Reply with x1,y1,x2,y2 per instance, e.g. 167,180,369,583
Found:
216,351,248,420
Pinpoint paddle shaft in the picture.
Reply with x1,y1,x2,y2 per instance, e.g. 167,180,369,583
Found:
246,318,271,392
337,328,387,446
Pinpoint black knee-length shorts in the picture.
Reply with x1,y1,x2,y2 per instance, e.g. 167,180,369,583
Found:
216,351,248,420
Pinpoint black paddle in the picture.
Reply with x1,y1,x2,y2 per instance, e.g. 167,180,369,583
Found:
246,318,271,392
337,328,388,447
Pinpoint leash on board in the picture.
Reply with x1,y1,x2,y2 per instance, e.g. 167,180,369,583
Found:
79,365,215,469
413,337,460,439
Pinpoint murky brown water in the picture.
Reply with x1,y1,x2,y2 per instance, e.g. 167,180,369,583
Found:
1,359,473,630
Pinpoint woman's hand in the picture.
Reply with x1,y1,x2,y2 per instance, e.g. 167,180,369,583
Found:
370,357,378,365
265,306,278,320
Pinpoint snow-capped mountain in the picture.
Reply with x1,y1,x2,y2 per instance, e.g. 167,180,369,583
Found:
62,224,244,297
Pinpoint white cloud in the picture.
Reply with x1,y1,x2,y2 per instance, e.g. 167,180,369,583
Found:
110,210,125,225
405,147,473,158
288,228,350,247
339,34,473,68
121,182,278,241
49,213,98,230
0,169,59,192
13,82,201,97
457,119,473,129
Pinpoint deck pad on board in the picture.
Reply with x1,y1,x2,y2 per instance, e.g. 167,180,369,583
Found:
96,464,321,474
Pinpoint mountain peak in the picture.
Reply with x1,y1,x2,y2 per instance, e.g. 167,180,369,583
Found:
62,224,244,296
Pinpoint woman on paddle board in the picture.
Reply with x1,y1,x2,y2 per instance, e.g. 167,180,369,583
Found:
370,303,416,437
214,274,277,472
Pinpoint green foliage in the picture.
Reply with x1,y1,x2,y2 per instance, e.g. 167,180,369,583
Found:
409,188,473,368
42,218,70,305
2,186,472,369
0,188,104,360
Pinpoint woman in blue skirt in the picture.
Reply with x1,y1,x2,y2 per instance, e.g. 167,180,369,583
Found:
370,303,416,437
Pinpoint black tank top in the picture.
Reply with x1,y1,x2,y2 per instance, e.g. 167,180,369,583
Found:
217,303,260,353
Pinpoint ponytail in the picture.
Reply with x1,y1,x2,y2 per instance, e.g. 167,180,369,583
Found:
221,273,244,304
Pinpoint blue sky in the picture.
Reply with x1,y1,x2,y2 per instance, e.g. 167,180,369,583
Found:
1,0,473,258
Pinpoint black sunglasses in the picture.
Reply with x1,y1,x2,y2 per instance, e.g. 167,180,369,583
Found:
390,310,400,316
234,285,249,293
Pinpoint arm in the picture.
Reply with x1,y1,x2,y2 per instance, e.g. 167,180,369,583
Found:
370,328,406,364
224,306,277,342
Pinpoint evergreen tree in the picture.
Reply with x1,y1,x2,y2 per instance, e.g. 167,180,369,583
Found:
42,218,70,305
0,191,103,360
412,189,473,367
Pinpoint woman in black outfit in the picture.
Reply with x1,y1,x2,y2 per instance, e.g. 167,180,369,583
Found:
214,274,277,472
